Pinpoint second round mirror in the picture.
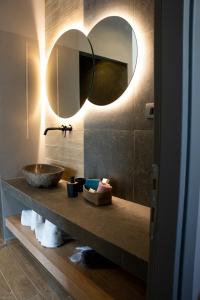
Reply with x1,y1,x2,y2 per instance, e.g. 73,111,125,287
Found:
88,16,138,106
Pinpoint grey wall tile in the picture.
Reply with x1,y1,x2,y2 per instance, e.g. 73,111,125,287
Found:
133,30,154,130
84,129,134,200
133,130,153,206
84,97,134,131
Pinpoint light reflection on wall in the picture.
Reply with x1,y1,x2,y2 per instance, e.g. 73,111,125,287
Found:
31,0,46,161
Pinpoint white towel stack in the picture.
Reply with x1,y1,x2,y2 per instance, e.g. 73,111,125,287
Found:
21,210,33,226
41,220,63,248
35,222,45,242
31,211,44,231
21,210,63,248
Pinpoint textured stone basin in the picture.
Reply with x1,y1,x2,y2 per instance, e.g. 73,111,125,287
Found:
22,164,64,188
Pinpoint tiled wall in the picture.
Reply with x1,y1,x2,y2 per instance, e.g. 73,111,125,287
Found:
45,0,154,206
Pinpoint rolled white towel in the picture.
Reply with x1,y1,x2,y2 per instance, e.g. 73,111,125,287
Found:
31,211,44,231
35,222,45,243
41,219,63,248
21,210,32,226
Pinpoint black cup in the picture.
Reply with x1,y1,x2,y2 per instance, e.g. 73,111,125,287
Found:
67,182,78,197
75,178,86,192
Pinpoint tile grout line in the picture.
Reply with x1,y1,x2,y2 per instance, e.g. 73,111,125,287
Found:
0,268,18,300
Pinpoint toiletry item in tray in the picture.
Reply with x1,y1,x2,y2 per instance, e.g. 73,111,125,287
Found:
75,177,86,192
67,176,78,198
84,178,100,190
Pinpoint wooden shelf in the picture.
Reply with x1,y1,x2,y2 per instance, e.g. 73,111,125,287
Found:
2,178,149,280
6,215,146,300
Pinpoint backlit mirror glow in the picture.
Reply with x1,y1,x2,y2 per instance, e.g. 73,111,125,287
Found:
46,17,138,117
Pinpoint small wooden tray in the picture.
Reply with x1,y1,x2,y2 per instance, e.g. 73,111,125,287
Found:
82,186,112,206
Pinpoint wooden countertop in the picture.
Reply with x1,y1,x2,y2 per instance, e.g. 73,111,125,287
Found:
2,178,150,280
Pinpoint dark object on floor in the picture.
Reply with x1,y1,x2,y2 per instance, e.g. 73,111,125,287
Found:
81,249,116,268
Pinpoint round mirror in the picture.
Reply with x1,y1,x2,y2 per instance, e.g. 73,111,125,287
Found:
46,29,94,118
88,16,138,106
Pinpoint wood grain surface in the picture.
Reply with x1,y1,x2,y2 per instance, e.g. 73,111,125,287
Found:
6,215,146,300
0,240,71,299
3,178,150,262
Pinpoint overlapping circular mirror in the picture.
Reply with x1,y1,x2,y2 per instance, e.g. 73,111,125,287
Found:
46,17,138,117
88,16,137,106
46,29,94,118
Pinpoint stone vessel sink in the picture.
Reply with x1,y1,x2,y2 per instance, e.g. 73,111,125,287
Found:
22,164,64,188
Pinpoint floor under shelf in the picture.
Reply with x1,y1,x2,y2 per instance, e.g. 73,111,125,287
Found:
0,240,72,299
6,215,146,300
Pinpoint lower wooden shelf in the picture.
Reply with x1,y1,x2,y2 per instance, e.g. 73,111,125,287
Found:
6,215,146,300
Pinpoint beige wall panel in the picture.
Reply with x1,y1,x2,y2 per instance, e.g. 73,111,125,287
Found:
45,0,84,50
0,32,40,178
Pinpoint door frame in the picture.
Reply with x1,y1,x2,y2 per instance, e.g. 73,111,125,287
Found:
148,0,200,299
178,0,200,299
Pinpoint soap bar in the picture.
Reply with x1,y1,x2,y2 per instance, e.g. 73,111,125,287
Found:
102,178,110,184
85,179,100,190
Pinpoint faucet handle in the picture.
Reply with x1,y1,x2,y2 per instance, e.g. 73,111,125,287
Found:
61,125,72,137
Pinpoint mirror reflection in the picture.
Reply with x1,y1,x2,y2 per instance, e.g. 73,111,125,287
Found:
46,29,94,118
46,17,138,117
88,16,137,105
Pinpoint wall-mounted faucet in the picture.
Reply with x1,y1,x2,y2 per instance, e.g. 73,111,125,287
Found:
44,125,72,137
